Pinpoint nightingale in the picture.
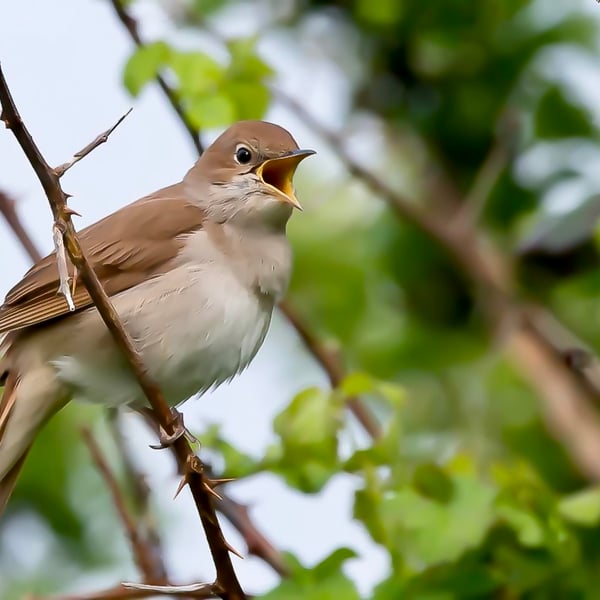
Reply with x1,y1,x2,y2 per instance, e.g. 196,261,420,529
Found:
0,120,314,513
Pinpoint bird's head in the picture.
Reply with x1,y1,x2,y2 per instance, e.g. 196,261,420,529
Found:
185,120,315,229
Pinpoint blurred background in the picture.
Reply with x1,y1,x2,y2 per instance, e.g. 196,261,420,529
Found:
3,0,600,598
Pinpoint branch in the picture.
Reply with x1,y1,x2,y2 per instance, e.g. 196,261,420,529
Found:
81,427,167,584
455,110,516,227
0,64,245,600
141,413,290,577
29,583,219,600
54,108,132,177
107,0,381,441
0,190,42,262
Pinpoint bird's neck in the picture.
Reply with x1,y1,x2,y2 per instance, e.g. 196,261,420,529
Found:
220,223,292,302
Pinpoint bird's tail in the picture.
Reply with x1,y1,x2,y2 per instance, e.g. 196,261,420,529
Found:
0,367,66,516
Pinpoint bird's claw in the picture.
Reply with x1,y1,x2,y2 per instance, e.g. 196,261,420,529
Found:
149,408,197,449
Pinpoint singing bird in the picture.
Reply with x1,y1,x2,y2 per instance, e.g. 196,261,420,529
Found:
0,120,314,513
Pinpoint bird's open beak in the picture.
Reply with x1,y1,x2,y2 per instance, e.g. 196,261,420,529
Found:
256,149,315,210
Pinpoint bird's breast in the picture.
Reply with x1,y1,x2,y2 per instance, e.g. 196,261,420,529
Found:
50,227,289,407
118,261,275,405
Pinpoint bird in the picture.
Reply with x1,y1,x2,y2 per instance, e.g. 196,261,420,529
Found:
0,120,314,514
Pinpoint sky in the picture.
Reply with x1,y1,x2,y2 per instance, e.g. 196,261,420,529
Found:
0,0,386,595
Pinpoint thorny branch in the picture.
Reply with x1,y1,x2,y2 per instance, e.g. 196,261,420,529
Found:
0,64,245,600
108,0,382,441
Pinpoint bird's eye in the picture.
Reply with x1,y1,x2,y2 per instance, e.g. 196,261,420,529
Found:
235,146,252,164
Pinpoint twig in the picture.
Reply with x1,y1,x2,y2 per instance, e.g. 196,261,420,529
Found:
0,64,245,600
454,108,517,227
107,0,381,441
28,583,218,600
109,0,204,155
0,190,42,262
81,427,167,584
54,109,133,177
122,581,216,596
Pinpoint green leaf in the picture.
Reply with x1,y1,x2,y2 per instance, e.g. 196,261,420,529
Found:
496,501,546,547
412,463,455,504
186,93,236,129
168,51,223,96
123,41,171,96
340,372,376,396
269,387,342,492
558,487,600,527
227,38,274,80
357,471,496,567
225,80,271,121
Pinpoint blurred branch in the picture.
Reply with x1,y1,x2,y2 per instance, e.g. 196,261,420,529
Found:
107,0,382,441
81,427,168,584
0,189,42,262
204,465,290,577
106,410,167,568
0,64,245,599
456,109,517,227
109,0,204,155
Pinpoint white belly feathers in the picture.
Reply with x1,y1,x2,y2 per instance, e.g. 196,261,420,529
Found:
50,226,287,408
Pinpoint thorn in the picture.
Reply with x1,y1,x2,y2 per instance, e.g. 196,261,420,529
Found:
224,540,244,560
64,192,73,199
173,474,189,499
63,206,81,217
205,477,235,489
203,481,223,501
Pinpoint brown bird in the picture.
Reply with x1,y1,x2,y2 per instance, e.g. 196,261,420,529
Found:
0,120,314,513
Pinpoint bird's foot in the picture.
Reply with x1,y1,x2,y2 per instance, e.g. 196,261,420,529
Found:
149,408,197,450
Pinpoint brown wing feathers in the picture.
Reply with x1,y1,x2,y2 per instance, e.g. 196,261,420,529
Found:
0,186,206,334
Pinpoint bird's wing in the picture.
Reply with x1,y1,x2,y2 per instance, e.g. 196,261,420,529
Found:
0,184,206,333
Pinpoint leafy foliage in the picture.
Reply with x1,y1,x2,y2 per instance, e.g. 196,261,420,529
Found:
123,37,272,128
